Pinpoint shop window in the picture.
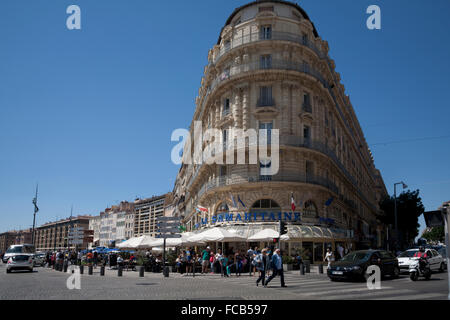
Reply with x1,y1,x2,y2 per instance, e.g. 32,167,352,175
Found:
304,201,318,218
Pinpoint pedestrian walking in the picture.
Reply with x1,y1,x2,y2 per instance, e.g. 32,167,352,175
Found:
201,247,211,274
264,249,287,288
324,247,334,270
255,249,269,287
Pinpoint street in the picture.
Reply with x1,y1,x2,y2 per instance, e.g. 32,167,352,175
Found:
0,263,448,300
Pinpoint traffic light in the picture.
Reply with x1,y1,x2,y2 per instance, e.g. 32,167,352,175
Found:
279,220,288,236
273,238,278,244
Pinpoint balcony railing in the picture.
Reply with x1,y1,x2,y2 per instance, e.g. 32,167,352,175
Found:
257,98,275,107
197,172,339,200
214,31,326,64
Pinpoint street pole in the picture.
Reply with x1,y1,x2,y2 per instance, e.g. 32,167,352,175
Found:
393,182,407,252
31,184,39,246
394,184,397,245
441,206,450,300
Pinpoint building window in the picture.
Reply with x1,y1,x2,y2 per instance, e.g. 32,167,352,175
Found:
306,161,314,180
260,55,272,69
260,26,272,40
304,125,311,146
258,86,273,106
259,6,274,12
304,201,318,218
259,121,273,145
303,93,312,113
223,98,230,116
251,199,280,209
302,33,308,45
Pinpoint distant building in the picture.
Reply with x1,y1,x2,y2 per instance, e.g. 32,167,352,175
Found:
134,194,170,237
88,201,134,248
0,229,33,254
34,216,92,251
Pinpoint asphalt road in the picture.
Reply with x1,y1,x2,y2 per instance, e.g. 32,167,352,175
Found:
0,263,448,300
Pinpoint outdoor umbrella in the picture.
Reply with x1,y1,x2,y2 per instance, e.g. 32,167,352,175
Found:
247,229,280,242
187,227,246,242
117,235,155,249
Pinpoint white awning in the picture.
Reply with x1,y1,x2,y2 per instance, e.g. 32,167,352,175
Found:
187,227,246,242
117,235,156,249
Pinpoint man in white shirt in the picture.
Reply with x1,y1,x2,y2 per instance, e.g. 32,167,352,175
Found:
324,247,334,269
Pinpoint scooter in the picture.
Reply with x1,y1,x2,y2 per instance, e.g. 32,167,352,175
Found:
409,257,432,281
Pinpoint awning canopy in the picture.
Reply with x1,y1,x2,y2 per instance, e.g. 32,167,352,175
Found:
187,227,246,242
203,224,352,241
248,229,280,241
117,235,156,249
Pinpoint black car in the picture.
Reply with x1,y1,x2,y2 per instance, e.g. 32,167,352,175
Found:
327,250,400,281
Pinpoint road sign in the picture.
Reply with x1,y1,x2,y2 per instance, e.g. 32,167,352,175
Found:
69,240,84,245
157,216,181,222
158,227,181,233
156,234,182,239
424,210,445,228
157,221,181,227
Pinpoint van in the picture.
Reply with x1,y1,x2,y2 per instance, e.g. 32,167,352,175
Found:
2,244,36,263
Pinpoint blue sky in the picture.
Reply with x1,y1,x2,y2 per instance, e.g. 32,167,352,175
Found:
0,0,449,237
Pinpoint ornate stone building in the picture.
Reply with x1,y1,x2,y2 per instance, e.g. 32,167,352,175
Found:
172,0,388,261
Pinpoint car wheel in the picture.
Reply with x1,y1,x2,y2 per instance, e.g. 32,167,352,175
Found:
409,272,418,281
439,263,445,273
6,269,11,274
29,268,33,273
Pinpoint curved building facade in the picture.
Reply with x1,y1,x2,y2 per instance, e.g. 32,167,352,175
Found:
172,0,388,262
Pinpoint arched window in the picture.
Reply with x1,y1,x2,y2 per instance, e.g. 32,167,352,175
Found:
251,199,281,210
215,202,229,215
304,201,318,218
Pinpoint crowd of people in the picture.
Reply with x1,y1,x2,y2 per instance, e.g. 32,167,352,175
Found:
173,246,295,287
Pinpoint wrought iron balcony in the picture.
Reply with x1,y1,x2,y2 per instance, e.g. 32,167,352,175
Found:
257,98,275,107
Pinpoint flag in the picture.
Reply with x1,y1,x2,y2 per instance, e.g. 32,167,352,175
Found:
291,193,296,212
197,205,208,213
325,198,334,207
229,193,238,208
238,195,246,208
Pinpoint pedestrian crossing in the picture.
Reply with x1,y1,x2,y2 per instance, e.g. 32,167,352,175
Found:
200,272,447,300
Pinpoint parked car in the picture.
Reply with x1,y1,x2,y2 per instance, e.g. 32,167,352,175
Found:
436,246,447,270
327,250,400,281
33,252,46,267
6,254,34,273
397,248,445,273
2,244,36,263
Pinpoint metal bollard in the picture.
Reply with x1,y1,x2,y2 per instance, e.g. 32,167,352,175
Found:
305,260,311,273
79,265,84,274
139,266,144,277
118,266,123,277
100,266,105,276
59,263,64,272
63,263,68,273
300,263,305,275
163,266,169,278
88,265,93,275
319,264,324,274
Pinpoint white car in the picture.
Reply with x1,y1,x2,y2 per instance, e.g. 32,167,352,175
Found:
6,254,34,273
397,249,446,273
2,244,36,263
33,252,46,267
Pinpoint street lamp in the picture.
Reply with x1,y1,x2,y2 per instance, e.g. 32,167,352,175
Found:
394,181,408,250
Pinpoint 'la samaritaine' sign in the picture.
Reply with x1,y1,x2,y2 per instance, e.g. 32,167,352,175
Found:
195,212,335,227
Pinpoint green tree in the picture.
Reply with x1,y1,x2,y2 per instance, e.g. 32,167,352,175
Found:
421,226,445,243
379,190,425,249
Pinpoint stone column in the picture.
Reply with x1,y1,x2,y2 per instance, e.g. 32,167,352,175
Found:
292,85,300,135
214,100,220,126
233,89,242,128
281,83,290,136
242,86,250,130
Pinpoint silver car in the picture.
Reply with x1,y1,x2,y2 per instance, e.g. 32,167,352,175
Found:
6,254,34,273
